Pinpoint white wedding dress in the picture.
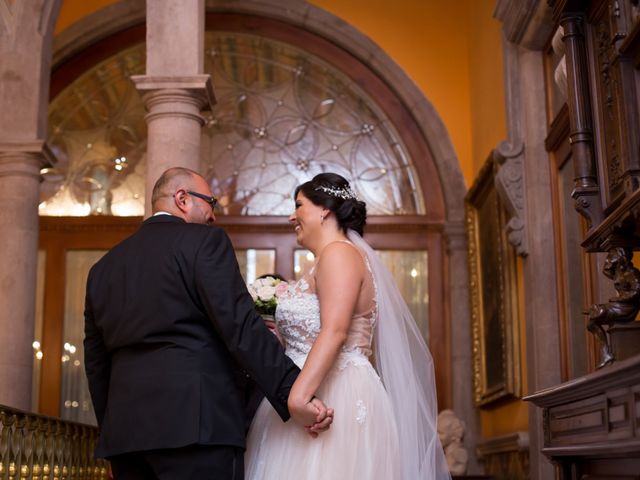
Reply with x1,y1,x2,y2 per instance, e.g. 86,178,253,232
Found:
245,233,451,480
245,242,401,479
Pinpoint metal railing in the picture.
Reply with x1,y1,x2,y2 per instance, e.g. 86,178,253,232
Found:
0,405,108,480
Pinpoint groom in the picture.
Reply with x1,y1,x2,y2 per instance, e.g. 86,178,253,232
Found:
84,167,332,479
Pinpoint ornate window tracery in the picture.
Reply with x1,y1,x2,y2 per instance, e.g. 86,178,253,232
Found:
42,33,425,216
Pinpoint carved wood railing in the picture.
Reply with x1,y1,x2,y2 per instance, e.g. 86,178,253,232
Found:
0,405,108,480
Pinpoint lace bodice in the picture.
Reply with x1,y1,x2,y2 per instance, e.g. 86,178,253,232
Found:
275,243,377,368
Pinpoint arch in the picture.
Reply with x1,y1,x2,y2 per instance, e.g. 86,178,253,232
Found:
52,0,466,224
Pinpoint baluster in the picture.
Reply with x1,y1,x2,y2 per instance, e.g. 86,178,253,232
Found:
52,421,64,480
68,424,78,480
19,415,35,480
0,409,11,480
60,423,70,480
7,414,19,480
78,427,89,480
31,417,44,480
42,417,55,480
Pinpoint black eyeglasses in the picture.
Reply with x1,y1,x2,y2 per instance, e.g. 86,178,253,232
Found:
186,190,218,208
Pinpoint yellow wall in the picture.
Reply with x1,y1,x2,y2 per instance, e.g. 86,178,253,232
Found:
54,0,117,34
468,0,508,176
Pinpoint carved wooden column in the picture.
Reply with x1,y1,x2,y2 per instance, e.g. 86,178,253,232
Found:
131,0,215,216
559,12,603,227
0,0,60,410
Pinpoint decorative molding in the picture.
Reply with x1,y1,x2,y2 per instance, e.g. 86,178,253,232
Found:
131,75,216,113
525,353,640,407
494,0,553,49
494,140,527,257
476,432,530,457
0,140,56,179
526,354,640,467
493,38,528,257
476,432,530,480
581,188,640,252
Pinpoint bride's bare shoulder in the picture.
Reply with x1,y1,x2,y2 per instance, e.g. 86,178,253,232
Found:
317,241,364,274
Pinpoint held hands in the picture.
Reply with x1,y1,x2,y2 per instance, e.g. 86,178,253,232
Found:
264,318,284,346
288,396,334,438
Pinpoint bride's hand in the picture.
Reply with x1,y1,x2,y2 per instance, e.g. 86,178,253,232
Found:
288,396,334,437
305,398,334,437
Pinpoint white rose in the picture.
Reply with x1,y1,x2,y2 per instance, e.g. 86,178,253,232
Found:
257,285,276,301
247,285,258,301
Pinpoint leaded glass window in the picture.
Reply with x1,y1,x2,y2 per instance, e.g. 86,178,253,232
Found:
42,32,424,216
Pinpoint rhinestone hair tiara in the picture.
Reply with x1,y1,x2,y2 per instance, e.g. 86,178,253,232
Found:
314,184,358,200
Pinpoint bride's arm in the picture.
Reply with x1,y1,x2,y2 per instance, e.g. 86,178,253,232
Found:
288,242,364,413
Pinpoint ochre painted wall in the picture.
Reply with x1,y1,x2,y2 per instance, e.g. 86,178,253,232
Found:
54,0,117,35
468,0,508,176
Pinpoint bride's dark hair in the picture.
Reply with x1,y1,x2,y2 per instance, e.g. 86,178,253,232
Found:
294,173,367,235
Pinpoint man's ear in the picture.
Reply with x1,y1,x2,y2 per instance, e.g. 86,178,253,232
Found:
174,189,189,213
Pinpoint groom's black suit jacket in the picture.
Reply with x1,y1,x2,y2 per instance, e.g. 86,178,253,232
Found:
84,215,299,458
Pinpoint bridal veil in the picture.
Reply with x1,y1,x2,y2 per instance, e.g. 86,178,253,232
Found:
347,230,451,480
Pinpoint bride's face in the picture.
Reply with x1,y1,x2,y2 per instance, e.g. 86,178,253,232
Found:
289,191,325,248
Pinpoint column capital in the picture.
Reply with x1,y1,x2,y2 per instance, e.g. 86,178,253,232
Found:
131,74,216,111
0,140,56,178
443,220,467,252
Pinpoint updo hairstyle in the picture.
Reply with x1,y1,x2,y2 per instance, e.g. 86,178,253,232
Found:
294,173,367,235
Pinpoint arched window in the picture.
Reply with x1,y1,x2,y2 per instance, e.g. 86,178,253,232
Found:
44,32,425,217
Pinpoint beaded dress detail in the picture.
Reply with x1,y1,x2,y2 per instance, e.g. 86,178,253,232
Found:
245,242,400,479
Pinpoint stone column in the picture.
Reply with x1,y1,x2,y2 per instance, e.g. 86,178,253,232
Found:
445,221,482,475
0,0,60,411
131,0,215,216
519,46,560,480
0,144,54,410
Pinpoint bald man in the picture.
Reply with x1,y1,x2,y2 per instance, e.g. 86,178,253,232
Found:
84,168,331,479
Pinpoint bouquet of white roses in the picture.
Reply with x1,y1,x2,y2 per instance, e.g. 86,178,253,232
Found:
248,276,288,316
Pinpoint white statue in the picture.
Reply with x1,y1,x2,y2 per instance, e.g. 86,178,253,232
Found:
437,409,469,475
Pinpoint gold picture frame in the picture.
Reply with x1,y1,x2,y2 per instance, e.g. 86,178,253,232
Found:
466,155,521,407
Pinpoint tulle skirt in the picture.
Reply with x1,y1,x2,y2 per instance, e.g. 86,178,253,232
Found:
245,356,400,480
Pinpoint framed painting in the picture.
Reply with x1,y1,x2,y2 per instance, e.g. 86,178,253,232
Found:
466,155,521,407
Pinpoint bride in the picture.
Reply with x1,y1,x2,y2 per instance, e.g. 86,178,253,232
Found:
245,173,450,479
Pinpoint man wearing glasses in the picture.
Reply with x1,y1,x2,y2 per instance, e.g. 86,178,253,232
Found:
84,167,332,479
